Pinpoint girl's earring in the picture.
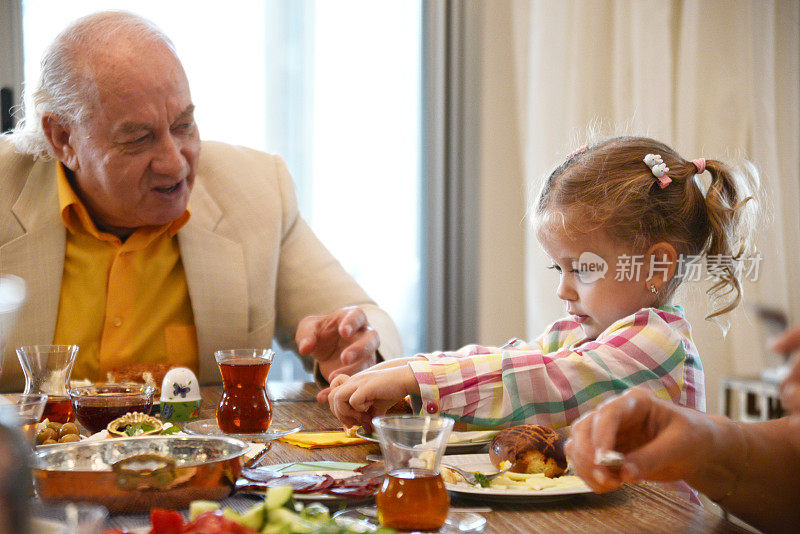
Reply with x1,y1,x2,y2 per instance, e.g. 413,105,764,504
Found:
649,283,659,294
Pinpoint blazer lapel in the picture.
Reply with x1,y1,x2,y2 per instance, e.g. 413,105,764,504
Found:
1,160,65,349
179,181,248,384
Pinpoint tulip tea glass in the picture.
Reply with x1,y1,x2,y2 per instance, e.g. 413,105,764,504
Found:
372,414,454,531
16,345,79,423
15,393,47,442
215,348,274,434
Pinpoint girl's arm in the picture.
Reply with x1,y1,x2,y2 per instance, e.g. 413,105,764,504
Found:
409,308,699,428
325,364,421,430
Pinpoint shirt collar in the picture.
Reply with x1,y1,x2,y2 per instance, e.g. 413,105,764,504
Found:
56,162,190,244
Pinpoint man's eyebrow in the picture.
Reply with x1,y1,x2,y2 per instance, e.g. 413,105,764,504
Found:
115,121,150,135
115,105,196,135
174,104,196,122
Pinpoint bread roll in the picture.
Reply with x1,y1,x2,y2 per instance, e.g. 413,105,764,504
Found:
107,363,174,396
489,424,567,478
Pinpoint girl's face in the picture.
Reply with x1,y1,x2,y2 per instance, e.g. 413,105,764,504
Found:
539,225,658,340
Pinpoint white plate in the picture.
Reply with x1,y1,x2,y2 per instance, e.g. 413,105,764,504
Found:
356,428,495,454
443,454,592,503
182,418,302,441
240,461,376,503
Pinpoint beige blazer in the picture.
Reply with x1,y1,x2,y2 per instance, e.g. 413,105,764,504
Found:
0,138,402,391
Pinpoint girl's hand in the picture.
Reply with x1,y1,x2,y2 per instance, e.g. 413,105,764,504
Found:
324,365,420,431
565,388,716,494
316,356,424,403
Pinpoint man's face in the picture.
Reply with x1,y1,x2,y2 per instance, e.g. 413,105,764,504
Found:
64,44,200,234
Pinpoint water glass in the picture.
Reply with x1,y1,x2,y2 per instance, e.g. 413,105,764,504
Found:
215,349,274,434
373,414,454,530
16,345,79,423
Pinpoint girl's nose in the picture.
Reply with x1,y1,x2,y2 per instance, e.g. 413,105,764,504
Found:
556,275,578,301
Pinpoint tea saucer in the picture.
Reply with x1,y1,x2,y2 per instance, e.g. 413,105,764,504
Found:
333,506,487,533
182,418,302,442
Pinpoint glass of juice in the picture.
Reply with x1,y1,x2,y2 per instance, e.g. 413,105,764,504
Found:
16,345,79,423
214,348,274,434
372,414,454,531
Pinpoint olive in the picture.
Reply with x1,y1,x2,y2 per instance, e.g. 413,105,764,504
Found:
58,423,79,437
46,421,62,431
37,427,57,444
58,434,80,443
42,438,58,445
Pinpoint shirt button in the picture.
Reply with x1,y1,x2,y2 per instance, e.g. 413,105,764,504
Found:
426,403,438,414
113,317,122,327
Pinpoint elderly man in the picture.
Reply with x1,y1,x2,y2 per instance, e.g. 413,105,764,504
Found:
0,11,401,392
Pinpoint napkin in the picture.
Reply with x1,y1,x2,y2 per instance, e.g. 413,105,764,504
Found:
279,430,370,449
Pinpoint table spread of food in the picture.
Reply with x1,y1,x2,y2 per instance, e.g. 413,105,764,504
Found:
0,369,746,534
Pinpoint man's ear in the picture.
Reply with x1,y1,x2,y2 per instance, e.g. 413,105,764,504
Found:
41,113,79,170
645,241,678,291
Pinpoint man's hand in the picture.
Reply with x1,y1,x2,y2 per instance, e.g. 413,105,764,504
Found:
775,326,800,412
296,306,380,383
322,365,420,431
565,388,716,494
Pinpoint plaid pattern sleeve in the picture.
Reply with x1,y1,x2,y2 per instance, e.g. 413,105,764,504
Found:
408,305,704,429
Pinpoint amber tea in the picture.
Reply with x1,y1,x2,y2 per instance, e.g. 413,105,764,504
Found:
42,396,74,424
216,356,272,433
376,468,449,530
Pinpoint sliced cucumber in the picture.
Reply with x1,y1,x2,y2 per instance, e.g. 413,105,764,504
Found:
261,523,291,534
222,507,243,524
188,500,221,520
267,507,300,525
239,502,266,531
265,484,294,510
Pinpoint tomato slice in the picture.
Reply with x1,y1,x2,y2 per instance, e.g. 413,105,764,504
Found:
182,511,259,534
148,508,185,534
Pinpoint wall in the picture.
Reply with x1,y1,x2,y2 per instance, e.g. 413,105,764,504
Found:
0,0,23,127
475,0,529,346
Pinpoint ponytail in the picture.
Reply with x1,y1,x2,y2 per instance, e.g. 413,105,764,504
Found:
698,159,759,319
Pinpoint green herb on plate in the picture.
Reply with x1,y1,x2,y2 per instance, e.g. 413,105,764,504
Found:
474,472,491,488
124,423,155,436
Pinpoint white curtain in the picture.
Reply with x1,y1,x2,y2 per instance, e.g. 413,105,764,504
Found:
521,0,800,414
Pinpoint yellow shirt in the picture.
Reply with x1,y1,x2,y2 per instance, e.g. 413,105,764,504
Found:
52,164,198,381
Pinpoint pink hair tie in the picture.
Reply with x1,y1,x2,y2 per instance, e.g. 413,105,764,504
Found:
566,145,588,159
692,158,706,174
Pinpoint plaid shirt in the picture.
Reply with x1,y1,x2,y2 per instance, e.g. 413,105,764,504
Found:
409,306,705,429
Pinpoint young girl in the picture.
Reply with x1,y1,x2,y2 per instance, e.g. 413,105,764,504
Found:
322,136,759,433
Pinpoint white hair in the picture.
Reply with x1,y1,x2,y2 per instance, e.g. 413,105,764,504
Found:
10,11,177,159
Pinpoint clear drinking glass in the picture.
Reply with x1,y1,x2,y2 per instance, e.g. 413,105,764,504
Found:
214,349,274,434
372,414,454,531
0,402,34,534
29,501,109,534
15,393,47,442
16,345,79,423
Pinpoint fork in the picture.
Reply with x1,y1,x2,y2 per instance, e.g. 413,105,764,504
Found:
441,462,513,486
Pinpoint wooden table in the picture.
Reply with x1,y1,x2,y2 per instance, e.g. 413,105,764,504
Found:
200,382,751,534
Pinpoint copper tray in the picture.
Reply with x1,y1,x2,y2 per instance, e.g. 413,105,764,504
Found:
33,435,248,513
